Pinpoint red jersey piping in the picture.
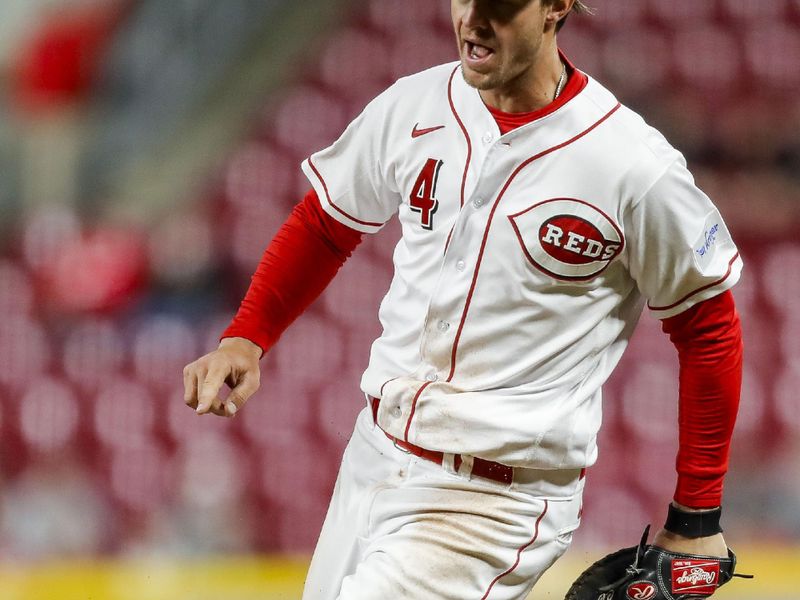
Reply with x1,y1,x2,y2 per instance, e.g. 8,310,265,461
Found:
447,65,472,208
445,103,622,384
480,500,549,599
648,253,740,311
307,156,385,228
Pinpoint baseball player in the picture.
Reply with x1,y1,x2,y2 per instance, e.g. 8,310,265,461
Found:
183,1,746,598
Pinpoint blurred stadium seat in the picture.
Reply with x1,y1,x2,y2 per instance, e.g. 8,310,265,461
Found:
62,318,126,384
721,0,787,21
647,0,717,24
744,24,800,90
0,316,51,393
672,26,741,92
108,443,170,511
0,259,35,316
600,29,671,95
93,377,156,450
19,377,80,453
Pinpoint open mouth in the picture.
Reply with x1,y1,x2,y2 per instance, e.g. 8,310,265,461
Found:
464,40,494,66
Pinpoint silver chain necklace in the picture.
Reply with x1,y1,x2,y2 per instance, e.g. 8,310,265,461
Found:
554,62,567,100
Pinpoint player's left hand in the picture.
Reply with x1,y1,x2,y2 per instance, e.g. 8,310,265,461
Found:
563,525,752,600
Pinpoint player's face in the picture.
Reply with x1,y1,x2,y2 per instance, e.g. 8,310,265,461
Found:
452,0,553,94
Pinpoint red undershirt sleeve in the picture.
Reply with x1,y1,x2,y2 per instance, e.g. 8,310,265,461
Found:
660,290,743,509
221,189,364,355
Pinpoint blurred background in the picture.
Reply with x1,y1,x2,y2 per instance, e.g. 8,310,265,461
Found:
0,0,798,598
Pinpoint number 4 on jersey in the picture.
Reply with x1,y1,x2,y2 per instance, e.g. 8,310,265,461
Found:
409,158,444,230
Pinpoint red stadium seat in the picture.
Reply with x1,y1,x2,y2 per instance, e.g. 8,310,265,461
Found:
224,141,297,213
316,28,391,99
131,316,199,387
228,205,293,273
278,493,331,554
239,373,315,448
558,26,603,83
256,437,335,508
0,316,51,392
108,444,169,511
322,251,393,329
720,0,788,22
388,25,457,82
18,377,79,453
774,364,800,433
601,28,672,95
61,318,125,392
20,205,81,271
620,362,679,442
744,24,800,90
271,313,347,389
316,377,366,447
630,437,679,500
624,312,674,363
646,0,717,26
645,92,714,159
0,260,35,317
672,26,742,92
148,211,216,285
273,86,350,157
172,433,249,509
587,0,648,29
735,365,768,436
779,319,800,372
366,0,443,34
729,260,759,320
93,378,155,450
762,243,800,317
579,488,653,548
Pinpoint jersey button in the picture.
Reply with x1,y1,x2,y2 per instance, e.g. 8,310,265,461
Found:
437,320,450,332
482,131,493,144
426,372,439,382
473,197,485,208
391,406,402,418
456,260,466,271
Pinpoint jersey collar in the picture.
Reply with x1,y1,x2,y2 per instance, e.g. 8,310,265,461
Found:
483,50,589,132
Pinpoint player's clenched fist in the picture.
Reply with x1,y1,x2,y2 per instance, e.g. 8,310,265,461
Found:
183,336,262,417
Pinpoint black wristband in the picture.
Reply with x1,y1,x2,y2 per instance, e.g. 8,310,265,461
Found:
664,504,723,538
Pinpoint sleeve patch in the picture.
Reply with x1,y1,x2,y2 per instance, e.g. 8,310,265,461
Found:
692,212,731,273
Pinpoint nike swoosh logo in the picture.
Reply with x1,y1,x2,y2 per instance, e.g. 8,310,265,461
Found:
411,123,445,138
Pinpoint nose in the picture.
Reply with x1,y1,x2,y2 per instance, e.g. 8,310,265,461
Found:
460,1,490,30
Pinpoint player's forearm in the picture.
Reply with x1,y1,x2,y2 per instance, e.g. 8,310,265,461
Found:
661,290,743,509
222,189,363,354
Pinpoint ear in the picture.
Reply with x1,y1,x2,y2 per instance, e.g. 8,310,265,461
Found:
544,0,574,27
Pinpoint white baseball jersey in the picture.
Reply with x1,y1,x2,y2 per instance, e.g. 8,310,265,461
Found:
301,62,741,489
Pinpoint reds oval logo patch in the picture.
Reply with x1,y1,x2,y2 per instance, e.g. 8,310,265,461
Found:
626,582,657,600
508,198,624,280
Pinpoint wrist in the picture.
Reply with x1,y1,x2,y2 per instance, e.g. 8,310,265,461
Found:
219,336,263,359
664,502,723,538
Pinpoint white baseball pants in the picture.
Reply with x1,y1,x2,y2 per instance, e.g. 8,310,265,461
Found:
302,404,585,599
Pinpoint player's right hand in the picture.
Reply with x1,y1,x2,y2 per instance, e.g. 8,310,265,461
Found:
183,336,262,417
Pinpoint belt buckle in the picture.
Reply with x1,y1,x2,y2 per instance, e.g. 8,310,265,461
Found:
392,438,412,454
